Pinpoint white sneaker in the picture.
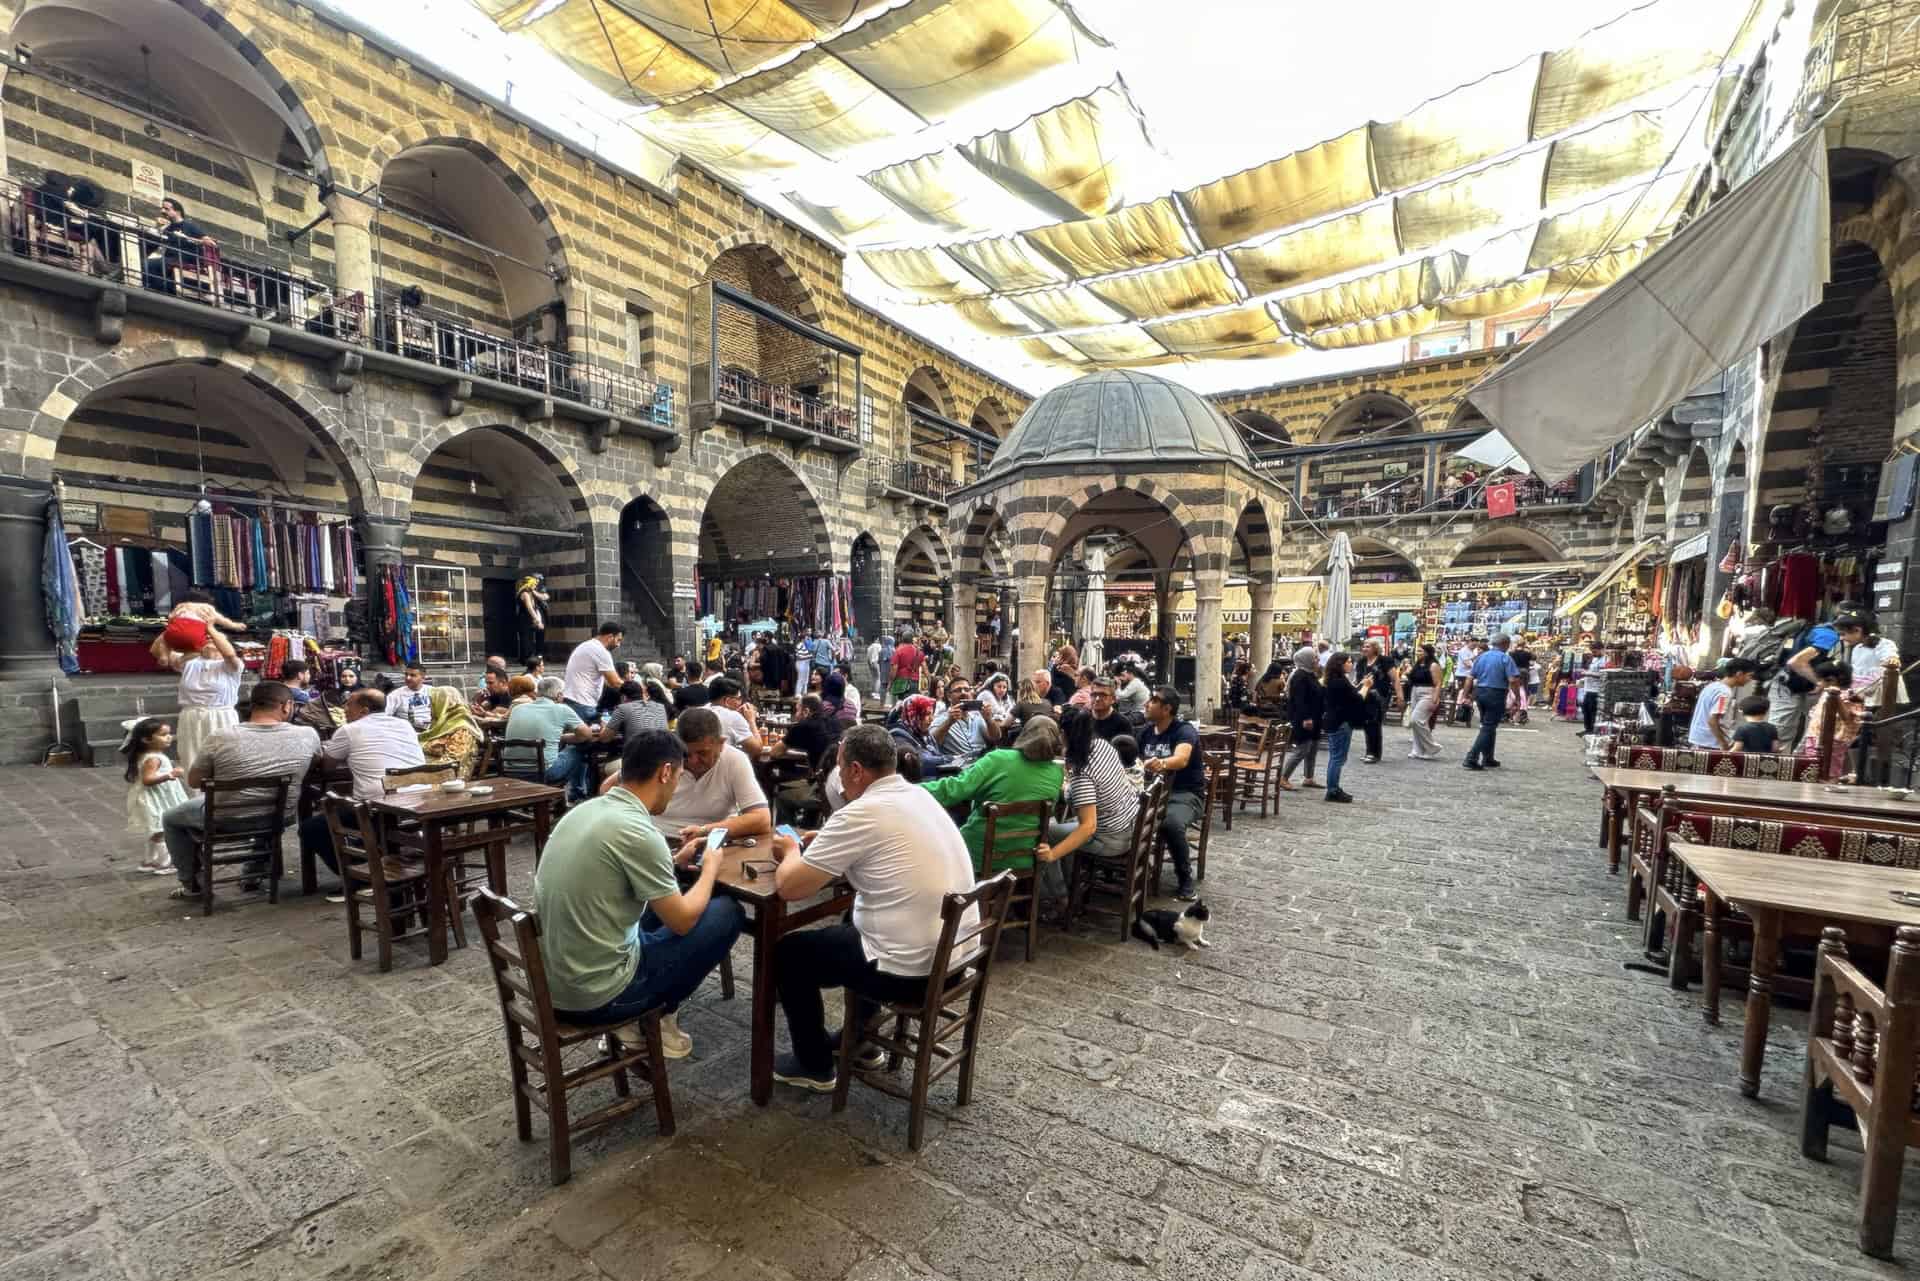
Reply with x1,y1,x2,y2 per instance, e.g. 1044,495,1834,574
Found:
657,1013,693,1059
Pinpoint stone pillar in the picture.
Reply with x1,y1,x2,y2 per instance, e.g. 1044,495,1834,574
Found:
0,480,59,679
948,439,968,483
1155,578,1174,692
1016,575,1048,684
358,516,407,666
1194,576,1225,722
952,580,976,677
326,192,376,305
1248,577,1277,674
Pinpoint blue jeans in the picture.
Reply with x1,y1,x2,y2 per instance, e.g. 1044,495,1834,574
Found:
545,746,592,802
564,699,601,725
1467,689,1508,764
1324,725,1353,794
554,899,745,1023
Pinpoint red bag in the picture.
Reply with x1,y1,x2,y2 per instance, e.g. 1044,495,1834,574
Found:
1486,481,1517,518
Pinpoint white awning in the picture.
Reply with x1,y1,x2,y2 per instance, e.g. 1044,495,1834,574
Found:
1452,428,1530,474
1555,538,1658,619
1470,127,1832,483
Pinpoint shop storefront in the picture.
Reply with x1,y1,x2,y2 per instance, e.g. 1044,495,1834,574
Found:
1425,564,1586,643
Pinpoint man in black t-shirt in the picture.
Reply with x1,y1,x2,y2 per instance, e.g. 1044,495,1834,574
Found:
1139,685,1206,901
1087,677,1132,742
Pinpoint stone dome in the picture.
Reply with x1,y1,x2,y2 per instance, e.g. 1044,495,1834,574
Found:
984,369,1255,478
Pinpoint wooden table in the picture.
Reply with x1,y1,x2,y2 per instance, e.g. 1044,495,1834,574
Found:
711,855,854,1106
366,779,563,965
1672,839,1920,1098
1591,767,1920,874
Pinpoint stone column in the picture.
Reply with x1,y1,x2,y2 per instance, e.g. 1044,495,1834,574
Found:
1155,577,1175,692
0,480,59,679
1248,577,1277,673
326,192,376,305
1193,576,1225,722
358,516,407,666
948,439,968,483
1016,575,1048,683
952,580,976,677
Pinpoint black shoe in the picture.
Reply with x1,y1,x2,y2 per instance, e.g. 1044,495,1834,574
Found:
772,1053,837,1092
1463,761,1484,771
828,1030,887,1072
1174,880,1198,901
1325,789,1353,803
1483,759,1503,768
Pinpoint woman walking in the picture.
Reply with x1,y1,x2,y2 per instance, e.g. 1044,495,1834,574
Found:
1403,643,1444,760
1276,646,1322,791
1320,652,1370,804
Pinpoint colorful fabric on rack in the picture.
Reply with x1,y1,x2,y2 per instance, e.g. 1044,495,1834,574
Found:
71,541,107,617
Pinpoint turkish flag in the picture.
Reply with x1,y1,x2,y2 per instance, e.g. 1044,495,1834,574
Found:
1485,481,1517,518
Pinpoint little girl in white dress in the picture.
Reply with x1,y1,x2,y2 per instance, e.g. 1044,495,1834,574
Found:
123,718,189,874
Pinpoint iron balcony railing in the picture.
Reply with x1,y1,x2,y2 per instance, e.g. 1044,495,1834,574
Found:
888,459,954,502
715,366,857,442
1,176,673,426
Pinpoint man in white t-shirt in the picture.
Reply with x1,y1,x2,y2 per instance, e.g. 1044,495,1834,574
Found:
561,621,624,722
299,687,426,882
639,707,772,850
708,677,766,753
766,724,979,1090
1838,613,1903,710
1687,658,1758,749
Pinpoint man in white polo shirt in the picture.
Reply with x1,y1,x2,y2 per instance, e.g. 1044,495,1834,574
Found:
766,723,979,1090
562,621,625,723
708,676,766,753
643,706,772,854
298,687,426,885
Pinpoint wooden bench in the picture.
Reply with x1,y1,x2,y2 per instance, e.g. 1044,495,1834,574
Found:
1802,925,1920,1258
1630,793,1920,1009
1601,744,1824,872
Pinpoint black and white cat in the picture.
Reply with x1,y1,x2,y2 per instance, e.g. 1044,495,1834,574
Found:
1131,900,1210,951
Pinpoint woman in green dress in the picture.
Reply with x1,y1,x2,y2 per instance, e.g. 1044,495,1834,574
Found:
921,714,1064,874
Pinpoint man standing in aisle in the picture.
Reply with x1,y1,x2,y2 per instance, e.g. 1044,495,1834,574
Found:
1140,686,1205,901
1462,634,1523,771
1687,658,1759,750
890,631,923,703
562,622,624,723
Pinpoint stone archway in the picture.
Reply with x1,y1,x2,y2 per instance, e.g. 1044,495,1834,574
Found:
699,450,836,580
851,532,884,639
1316,391,1420,443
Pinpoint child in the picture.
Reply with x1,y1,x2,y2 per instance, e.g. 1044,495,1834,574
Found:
122,718,188,874
1112,733,1146,792
1798,661,1861,779
1730,695,1779,753
148,590,243,666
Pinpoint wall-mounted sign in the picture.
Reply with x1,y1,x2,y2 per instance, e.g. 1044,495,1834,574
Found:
59,500,100,528
671,583,696,599
131,160,165,206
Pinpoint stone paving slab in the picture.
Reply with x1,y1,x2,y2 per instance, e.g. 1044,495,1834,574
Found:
3,722,1920,1279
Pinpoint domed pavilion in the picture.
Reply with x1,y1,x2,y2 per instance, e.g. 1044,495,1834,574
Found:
947,369,1291,719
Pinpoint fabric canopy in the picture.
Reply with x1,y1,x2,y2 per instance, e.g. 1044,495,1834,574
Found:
1555,538,1659,620
1470,127,1831,483
1452,429,1531,474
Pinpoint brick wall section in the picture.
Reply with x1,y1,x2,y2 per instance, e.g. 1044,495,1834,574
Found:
1215,350,1509,442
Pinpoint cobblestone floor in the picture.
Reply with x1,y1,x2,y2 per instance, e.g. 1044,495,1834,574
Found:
3,720,1918,1281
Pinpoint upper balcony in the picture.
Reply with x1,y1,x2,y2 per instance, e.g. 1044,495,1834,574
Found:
688,280,863,455
1263,431,1590,522
0,176,677,453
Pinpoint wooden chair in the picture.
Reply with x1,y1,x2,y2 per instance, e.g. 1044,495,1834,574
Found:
978,799,1052,963
382,761,457,790
1191,746,1229,884
831,871,1016,1151
1230,715,1284,818
1802,925,1920,1258
471,889,675,1186
493,737,551,785
193,776,292,916
1069,779,1168,942
321,792,435,973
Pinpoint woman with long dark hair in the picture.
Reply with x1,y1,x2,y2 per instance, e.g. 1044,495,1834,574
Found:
1403,643,1444,761
1320,652,1370,804
1032,705,1140,901
820,671,859,725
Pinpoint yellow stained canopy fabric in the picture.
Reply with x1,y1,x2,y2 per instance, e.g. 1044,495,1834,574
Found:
1439,273,1550,321
961,81,1157,220
1012,284,1128,331
1395,150,1550,253
785,183,917,244
827,0,1106,122
1297,307,1440,351
1277,258,1455,333
946,236,1069,292
609,0,820,74
1541,87,1709,207
1062,325,1172,366
641,97,820,173
953,297,1045,335
860,246,989,301
866,147,1050,232
1369,59,1539,191
1529,0,1727,137
1088,257,1240,320
1021,198,1196,277
1226,204,1400,292
494,0,718,102
1526,169,1696,269
1146,303,1286,355
716,50,924,156
1178,127,1375,249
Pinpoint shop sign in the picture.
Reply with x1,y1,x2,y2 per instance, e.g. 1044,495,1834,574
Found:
131,160,165,206
59,500,99,528
1669,531,1710,562
1430,571,1582,592
672,583,696,599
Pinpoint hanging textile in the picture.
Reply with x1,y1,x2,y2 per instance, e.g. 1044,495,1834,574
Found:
71,540,106,617
42,498,80,675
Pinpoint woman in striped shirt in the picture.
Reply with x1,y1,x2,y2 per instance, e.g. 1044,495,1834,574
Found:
1035,706,1141,901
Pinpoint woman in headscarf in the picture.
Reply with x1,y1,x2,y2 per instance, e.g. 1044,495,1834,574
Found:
820,670,860,725
418,684,485,779
1276,646,1323,790
639,661,672,709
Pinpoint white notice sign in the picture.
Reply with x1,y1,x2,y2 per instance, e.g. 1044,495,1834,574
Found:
131,161,165,206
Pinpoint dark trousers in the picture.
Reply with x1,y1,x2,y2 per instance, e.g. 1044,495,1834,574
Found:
517,616,545,663
1581,691,1600,734
1467,689,1508,764
775,923,929,1074
1158,788,1204,886
1362,702,1384,760
298,813,340,877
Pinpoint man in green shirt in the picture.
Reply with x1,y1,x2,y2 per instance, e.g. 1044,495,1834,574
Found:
533,730,744,1058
